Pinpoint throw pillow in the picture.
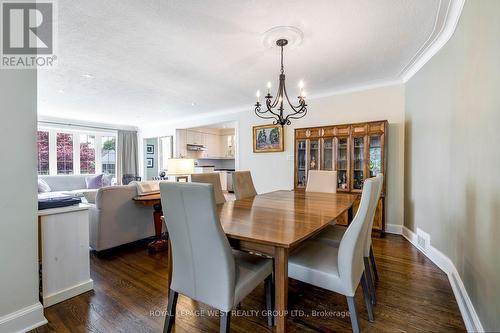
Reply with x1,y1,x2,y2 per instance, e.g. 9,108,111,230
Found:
102,174,113,187
38,178,51,193
85,174,104,189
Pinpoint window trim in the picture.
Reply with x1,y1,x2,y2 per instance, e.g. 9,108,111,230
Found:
38,125,117,176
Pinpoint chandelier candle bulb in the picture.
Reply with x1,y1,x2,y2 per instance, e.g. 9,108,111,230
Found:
267,82,271,94
256,90,261,102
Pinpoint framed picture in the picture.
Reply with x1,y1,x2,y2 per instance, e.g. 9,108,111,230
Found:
146,158,154,168
253,124,284,153
146,144,155,154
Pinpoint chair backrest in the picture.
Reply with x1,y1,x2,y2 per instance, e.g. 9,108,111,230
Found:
232,171,257,200
363,174,384,257
306,170,337,193
191,173,226,205
160,182,235,311
337,177,379,295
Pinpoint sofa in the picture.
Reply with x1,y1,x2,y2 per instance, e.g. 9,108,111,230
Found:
38,175,156,252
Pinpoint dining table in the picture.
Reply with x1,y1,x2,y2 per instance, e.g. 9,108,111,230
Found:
163,189,357,333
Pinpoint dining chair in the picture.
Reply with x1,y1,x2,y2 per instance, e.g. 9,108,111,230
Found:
288,178,379,333
232,171,257,200
306,170,337,193
159,182,274,333
314,175,384,305
191,172,226,205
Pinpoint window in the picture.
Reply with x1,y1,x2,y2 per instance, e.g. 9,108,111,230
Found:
37,131,49,175
80,134,96,174
37,126,117,176
57,133,74,174
101,136,116,176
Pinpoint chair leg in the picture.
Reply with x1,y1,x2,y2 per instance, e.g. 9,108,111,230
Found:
369,245,379,282
346,296,361,333
361,272,374,322
363,257,376,305
163,289,179,333
220,311,231,333
265,275,274,326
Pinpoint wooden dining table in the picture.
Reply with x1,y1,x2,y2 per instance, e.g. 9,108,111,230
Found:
164,189,357,333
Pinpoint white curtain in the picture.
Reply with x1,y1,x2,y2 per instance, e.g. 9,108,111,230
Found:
116,130,139,184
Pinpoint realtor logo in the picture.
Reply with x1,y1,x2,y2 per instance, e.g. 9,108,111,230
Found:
1,1,57,68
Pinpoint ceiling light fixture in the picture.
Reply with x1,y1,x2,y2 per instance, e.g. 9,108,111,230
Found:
81,73,94,79
254,39,307,126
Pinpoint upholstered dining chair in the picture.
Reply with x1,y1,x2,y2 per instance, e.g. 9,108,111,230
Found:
191,172,226,204
314,174,384,305
159,182,273,333
288,178,379,333
232,171,257,200
306,170,337,193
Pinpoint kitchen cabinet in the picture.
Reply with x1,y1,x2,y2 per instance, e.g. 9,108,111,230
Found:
294,120,388,232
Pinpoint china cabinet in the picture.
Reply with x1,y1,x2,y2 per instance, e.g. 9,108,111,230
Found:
294,120,388,232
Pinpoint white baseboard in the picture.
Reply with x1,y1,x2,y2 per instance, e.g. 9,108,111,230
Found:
401,226,484,332
384,223,403,235
43,279,94,308
0,303,47,333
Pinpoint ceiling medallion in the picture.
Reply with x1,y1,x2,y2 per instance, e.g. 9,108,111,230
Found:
254,38,307,126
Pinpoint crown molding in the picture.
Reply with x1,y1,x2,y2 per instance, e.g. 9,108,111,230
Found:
400,0,465,82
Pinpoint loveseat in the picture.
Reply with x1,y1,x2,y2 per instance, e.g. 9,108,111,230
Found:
38,175,156,251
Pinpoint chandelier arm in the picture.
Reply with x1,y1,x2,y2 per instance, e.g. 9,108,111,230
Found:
282,84,306,111
254,106,280,123
265,98,281,117
284,106,308,124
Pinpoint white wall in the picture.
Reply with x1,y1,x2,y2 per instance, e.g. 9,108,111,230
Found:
140,84,405,227
405,0,500,329
0,71,46,331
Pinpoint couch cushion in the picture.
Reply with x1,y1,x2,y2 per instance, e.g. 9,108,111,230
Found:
39,175,89,192
38,178,51,193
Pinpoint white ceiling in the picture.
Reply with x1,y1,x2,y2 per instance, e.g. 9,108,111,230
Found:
38,0,461,127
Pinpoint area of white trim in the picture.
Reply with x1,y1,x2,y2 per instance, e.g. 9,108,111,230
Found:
401,226,484,333
384,223,403,235
42,279,94,308
400,0,465,82
0,303,47,333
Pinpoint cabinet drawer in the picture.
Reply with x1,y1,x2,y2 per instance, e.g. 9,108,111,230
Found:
368,122,386,133
351,124,367,134
334,125,350,136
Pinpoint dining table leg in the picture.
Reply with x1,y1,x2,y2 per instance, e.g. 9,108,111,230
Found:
148,203,168,252
274,247,289,333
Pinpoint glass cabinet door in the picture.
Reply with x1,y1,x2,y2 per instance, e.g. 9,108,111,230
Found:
309,139,320,171
369,135,382,177
321,138,333,170
352,136,365,190
336,137,348,190
296,139,307,187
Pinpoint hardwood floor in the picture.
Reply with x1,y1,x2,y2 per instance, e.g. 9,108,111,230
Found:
32,234,465,333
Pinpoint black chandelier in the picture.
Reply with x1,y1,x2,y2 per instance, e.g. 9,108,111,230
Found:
254,39,307,126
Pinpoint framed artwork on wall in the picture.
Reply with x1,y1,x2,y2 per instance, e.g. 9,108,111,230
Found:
253,124,284,153
146,158,154,168
146,144,155,154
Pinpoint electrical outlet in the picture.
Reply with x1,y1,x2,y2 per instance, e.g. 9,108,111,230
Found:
416,228,430,252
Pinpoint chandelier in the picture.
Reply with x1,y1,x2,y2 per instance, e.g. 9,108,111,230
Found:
254,38,307,126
